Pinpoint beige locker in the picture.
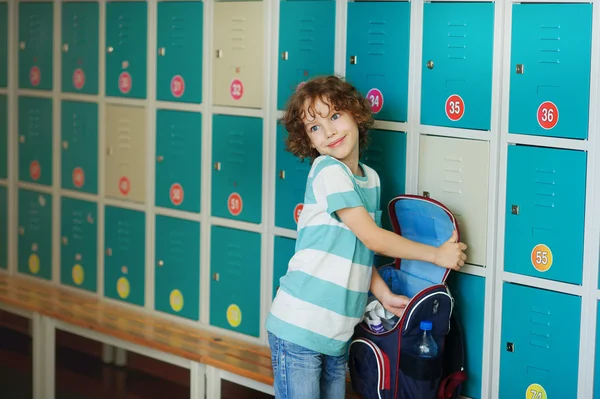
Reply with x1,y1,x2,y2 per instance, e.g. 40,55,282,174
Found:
418,135,489,267
105,104,147,203
212,1,264,108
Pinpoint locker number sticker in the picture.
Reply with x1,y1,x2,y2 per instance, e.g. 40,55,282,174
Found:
171,75,185,98
537,101,558,130
526,383,547,399
30,160,41,181
228,192,243,216
73,167,85,188
531,244,553,272
230,79,244,100
72,264,84,286
73,68,85,90
367,88,384,114
119,71,132,94
227,304,242,328
117,277,131,299
170,289,184,312
119,177,131,196
445,94,464,121
294,204,303,224
28,254,40,275
170,183,184,206
30,66,41,87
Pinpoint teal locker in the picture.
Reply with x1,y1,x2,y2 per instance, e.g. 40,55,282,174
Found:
60,197,97,292
447,272,485,398
104,206,145,306
0,3,7,87
277,1,335,110
61,100,98,194
211,115,263,224
61,2,99,94
18,2,53,90
0,95,6,179
0,186,6,269
157,1,203,103
155,215,200,321
499,282,580,399
18,96,53,186
504,145,586,285
105,1,147,99
508,3,592,139
210,226,261,337
421,2,494,130
346,2,410,122
18,189,52,280
361,129,406,232
155,110,202,212
273,236,295,299
274,124,310,230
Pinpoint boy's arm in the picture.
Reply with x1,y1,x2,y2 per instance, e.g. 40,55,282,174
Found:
369,265,410,317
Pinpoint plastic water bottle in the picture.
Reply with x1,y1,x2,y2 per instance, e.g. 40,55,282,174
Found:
413,320,438,358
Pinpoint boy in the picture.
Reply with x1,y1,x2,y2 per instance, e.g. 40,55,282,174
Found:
266,76,467,398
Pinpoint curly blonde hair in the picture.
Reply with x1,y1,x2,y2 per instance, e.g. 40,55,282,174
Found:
280,76,374,162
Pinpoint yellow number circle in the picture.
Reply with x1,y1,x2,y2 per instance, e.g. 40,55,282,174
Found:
226,304,242,328
72,264,84,286
117,277,130,299
170,289,184,312
28,254,40,274
531,244,553,272
526,383,547,399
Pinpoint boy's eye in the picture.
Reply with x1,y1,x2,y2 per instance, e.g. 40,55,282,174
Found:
331,113,340,120
310,125,319,132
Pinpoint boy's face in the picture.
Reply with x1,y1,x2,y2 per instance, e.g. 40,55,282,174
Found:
302,97,360,168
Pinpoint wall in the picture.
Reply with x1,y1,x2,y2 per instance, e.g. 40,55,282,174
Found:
0,0,599,398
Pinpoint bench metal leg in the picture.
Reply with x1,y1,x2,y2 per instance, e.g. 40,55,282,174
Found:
32,313,55,399
190,362,206,399
206,365,274,398
206,366,222,398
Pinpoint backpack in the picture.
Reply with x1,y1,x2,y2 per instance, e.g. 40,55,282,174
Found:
348,194,467,399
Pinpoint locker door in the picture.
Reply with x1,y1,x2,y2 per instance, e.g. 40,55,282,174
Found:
211,115,263,224
273,236,294,299
361,129,406,232
499,282,580,399
104,205,145,306
0,186,6,270
60,197,97,293
105,104,147,203
504,145,586,285
62,2,99,94
18,96,53,186
157,1,203,103
421,2,494,130
0,95,6,179
418,135,489,267
277,1,335,110
18,2,53,90
508,3,592,139
274,124,310,230
210,226,261,337
18,189,52,280
155,110,202,212
61,100,98,194
155,215,200,321
0,3,7,88
212,2,263,108
346,2,410,122
105,1,147,99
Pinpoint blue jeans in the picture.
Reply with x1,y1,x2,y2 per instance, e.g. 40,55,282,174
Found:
268,332,347,399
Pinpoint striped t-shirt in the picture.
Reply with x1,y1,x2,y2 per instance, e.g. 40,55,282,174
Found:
266,155,382,356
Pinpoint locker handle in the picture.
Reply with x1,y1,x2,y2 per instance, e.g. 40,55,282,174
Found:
19,42,25,50
216,49,223,58
62,141,69,150
158,47,166,56
214,162,221,171
107,46,114,53
106,147,114,156
516,64,524,74
511,205,519,215
19,227,24,235
506,342,514,352
62,44,69,53
422,191,430,198
281,51,289,61
426,60,434,70
158,260,164,267
279,170,286,179
62,236,68,245
349,55,357,65
212,272,220,281
106,248,112,256
157,155,164,162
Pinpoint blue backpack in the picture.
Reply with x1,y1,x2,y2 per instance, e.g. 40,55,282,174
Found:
348,195,467,399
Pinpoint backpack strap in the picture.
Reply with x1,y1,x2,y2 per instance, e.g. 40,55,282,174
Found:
437,370,467,399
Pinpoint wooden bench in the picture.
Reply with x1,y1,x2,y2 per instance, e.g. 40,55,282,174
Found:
0,273,360,399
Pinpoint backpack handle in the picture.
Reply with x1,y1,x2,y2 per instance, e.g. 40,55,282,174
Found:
437,370,467,399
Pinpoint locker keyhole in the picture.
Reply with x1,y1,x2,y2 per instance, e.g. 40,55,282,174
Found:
426,60,434,69
511,205,519,215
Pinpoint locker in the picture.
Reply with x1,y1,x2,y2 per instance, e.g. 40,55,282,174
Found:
61,100,98,194
0,186,6,269
0,3,7,87
273,236,295,299
504,145,586,285
277,1,335,110
105,1,147,99
508,3,592,140
447,272,485,398
212,2,263,108
499,282,580,399
274,124,311,230
62,2,99,94
60,197,97,293
155,215,200,321
211,115,263,224
361,129,406,232
346,2,410,122
421,2,494,130
157,1,203,103
155,110,202,212
104,206,145,306
18,96,53,186
210,226,261,337
0,95,6,178
18,189,52,280
418,135,489,267
105,104,147,203
18,2,53,90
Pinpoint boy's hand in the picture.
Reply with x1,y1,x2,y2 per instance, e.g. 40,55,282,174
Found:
435,230,467,270
381,291,410,317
